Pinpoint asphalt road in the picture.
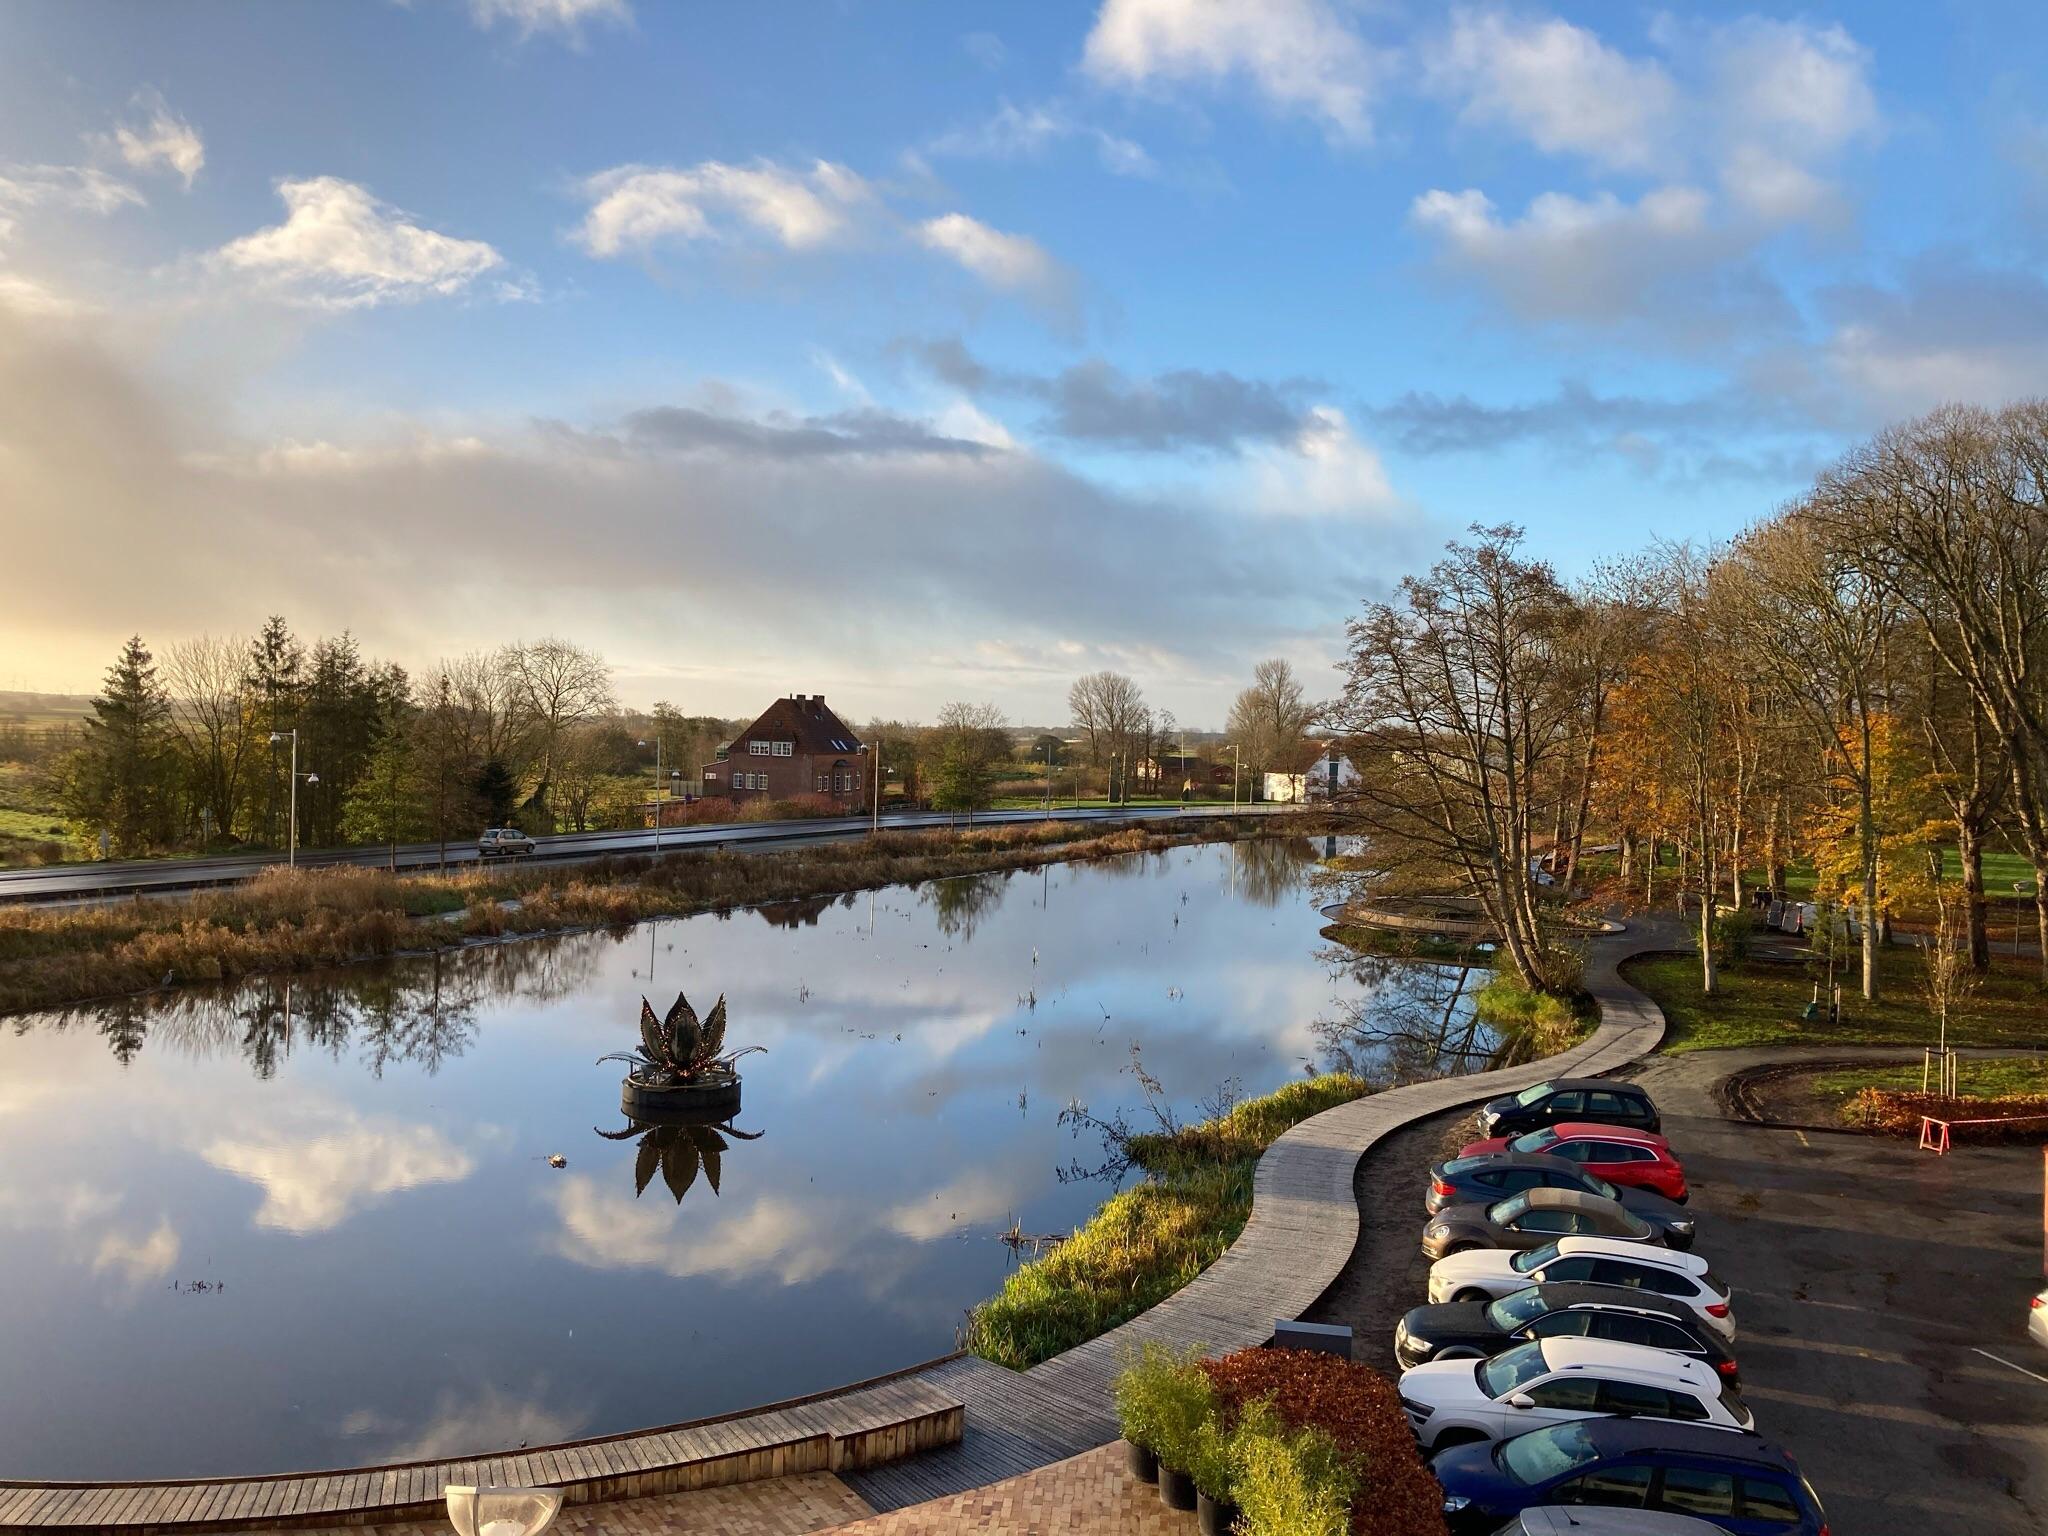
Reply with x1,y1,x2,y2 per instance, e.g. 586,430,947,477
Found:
0,804,1276,903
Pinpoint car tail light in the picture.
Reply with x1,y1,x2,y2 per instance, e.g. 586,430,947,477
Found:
2033,1294,2046,1310
1714,1358,1738,1376
1431,1178,1456,1199
1705,1302,1730,1318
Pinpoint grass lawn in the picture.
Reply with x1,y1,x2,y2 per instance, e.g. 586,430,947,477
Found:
0,764,77,867
1624,947,2048,1052
1807,1056,2048,1102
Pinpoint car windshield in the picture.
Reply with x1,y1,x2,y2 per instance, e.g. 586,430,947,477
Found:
1486,1289,1551,1328
1487,1193,1532,1223
1702,1268,1730,1298
1615,1210,1653,1238
1512,1242,1562,1273
1586,1174,1620,1199
1497,1421,1601,1485
1477,1341,1549,1398
1513,1082,1557,1108
1441,1155,1490,1176
1510,1127,1558,1153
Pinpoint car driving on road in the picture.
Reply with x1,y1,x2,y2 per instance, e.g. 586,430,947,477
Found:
1422,1188,1665,1261
1477,1079,1661,1139
1431,1418,1827,1536
2031,1286,2048,1352
1427,1238,1735,1340
1426,1152,1696,1246
1394,1284,1740,1382
1398,1337,1753,1452
1459,1123,1689,1203
477,827,537,858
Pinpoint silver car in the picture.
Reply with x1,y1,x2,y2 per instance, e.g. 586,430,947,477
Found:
477,827,536,858
2031,1287,2048,1352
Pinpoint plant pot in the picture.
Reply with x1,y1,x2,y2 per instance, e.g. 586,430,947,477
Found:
1158,1466,1197,1512
1123,1440,1160,1484
1197,1492,1240,1536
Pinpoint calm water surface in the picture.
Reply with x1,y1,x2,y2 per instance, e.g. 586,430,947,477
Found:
0,839,1496,1478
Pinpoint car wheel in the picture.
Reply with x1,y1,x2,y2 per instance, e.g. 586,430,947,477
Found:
1441,1241,1480,1256
1451,1288,1493,1305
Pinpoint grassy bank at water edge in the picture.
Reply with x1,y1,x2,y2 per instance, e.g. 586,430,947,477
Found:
960,1074,1369,1370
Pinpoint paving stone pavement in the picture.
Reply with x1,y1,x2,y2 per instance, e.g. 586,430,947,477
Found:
834,1446,1191,1536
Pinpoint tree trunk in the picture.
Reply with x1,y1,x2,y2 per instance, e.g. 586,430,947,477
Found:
1957,821,1989,971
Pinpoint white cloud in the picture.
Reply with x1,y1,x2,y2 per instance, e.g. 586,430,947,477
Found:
1410,184,1750,329
575,159,871,257
214,177,508,308
93,1218,180,1286
0,163,143,247
470,0,629,41
1427,8,1678,173
1082,0,1377,144
1707,19,1878,154
108,90,205,188
203,1114,476,1232
916,212,1065,300
0,271,86,317
925,100,1156,178
884,1167,1029,1240
1246,406,1397,518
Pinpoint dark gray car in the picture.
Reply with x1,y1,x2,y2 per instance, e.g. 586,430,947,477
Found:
1422,1186,1663,1262
1426,1151,1696,1248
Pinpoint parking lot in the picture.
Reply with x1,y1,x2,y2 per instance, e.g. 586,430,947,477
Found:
1307,1055,2048,1536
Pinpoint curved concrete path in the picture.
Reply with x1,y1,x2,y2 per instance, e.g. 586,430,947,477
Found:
848,920,1673,1509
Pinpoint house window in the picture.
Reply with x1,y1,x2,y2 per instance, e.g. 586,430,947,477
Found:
704,770,719,784
816,773,828,792
750,740,769,756
833,760,849,793
773,740,792,756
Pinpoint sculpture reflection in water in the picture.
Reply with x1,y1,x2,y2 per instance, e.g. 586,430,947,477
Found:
595,1115,763,1206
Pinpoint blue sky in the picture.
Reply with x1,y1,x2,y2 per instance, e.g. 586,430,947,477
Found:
5,0,2047,722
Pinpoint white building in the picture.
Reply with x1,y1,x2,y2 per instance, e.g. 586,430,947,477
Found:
1262,743,1358,803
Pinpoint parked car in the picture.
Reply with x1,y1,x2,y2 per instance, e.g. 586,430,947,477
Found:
1427,1152,1696,1247
1432,1418,1827,1536
1398,1337,1753,1451
2031,1287,2048,1352
1428,1238,1735,1340
477,827,537,858
1487,1510,1732,1536
1394,1284,1740,1382
1477,1079,1661,1140
1422,1188,1665,1261
1460,1123,1689,1203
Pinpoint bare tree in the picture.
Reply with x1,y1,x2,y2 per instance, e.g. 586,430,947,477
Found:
507,638,616,815
1067,670,1147,786
1329,525,1583,994
1227,658,1318,788
165,633,255,845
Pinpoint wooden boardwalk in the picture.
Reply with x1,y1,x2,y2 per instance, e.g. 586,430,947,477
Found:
848,927,1670,1510
0,1374,960,1533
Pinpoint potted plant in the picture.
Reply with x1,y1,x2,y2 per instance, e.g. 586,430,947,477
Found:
1112,1344,1168,1483
1150,1354,1216,1513
1228,1403,1356,1536
1188,1412,1239,1536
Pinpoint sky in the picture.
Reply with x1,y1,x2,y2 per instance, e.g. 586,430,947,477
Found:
4,0,2048,725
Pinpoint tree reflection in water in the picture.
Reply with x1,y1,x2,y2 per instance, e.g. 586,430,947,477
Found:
1311,950,1499,1086
18,933,610,1076
920,869,1012,941
1228,836,1319,908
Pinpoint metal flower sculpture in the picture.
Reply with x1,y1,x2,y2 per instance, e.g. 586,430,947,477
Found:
599,992,764,1087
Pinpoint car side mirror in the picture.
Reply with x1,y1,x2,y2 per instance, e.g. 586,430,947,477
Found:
1507,1393,1535,1410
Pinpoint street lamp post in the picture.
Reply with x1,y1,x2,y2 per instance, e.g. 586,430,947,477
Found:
268,730,317,868
637,738,666,855
1230,743,1241,809
1043,741,1053,820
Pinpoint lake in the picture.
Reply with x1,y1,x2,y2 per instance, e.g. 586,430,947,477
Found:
0,837,1496,1478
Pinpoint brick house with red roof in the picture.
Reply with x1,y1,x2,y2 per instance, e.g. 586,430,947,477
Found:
700,694,866,808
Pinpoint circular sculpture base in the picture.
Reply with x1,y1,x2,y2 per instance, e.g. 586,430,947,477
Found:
621,1069,742,1121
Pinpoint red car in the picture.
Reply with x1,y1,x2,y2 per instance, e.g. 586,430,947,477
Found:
1457,1121,1688,1203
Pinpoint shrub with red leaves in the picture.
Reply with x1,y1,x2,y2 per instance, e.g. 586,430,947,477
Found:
1200,1347,1448,1536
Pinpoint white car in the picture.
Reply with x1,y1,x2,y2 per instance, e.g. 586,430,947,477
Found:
2031,1287,2048,1352
1427,1236,1736,1340
1396,1336,1753,1451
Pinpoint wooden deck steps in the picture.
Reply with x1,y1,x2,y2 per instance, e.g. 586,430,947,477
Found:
0,1373,962,1533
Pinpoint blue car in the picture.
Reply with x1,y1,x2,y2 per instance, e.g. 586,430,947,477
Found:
1432,1417,1828,1536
